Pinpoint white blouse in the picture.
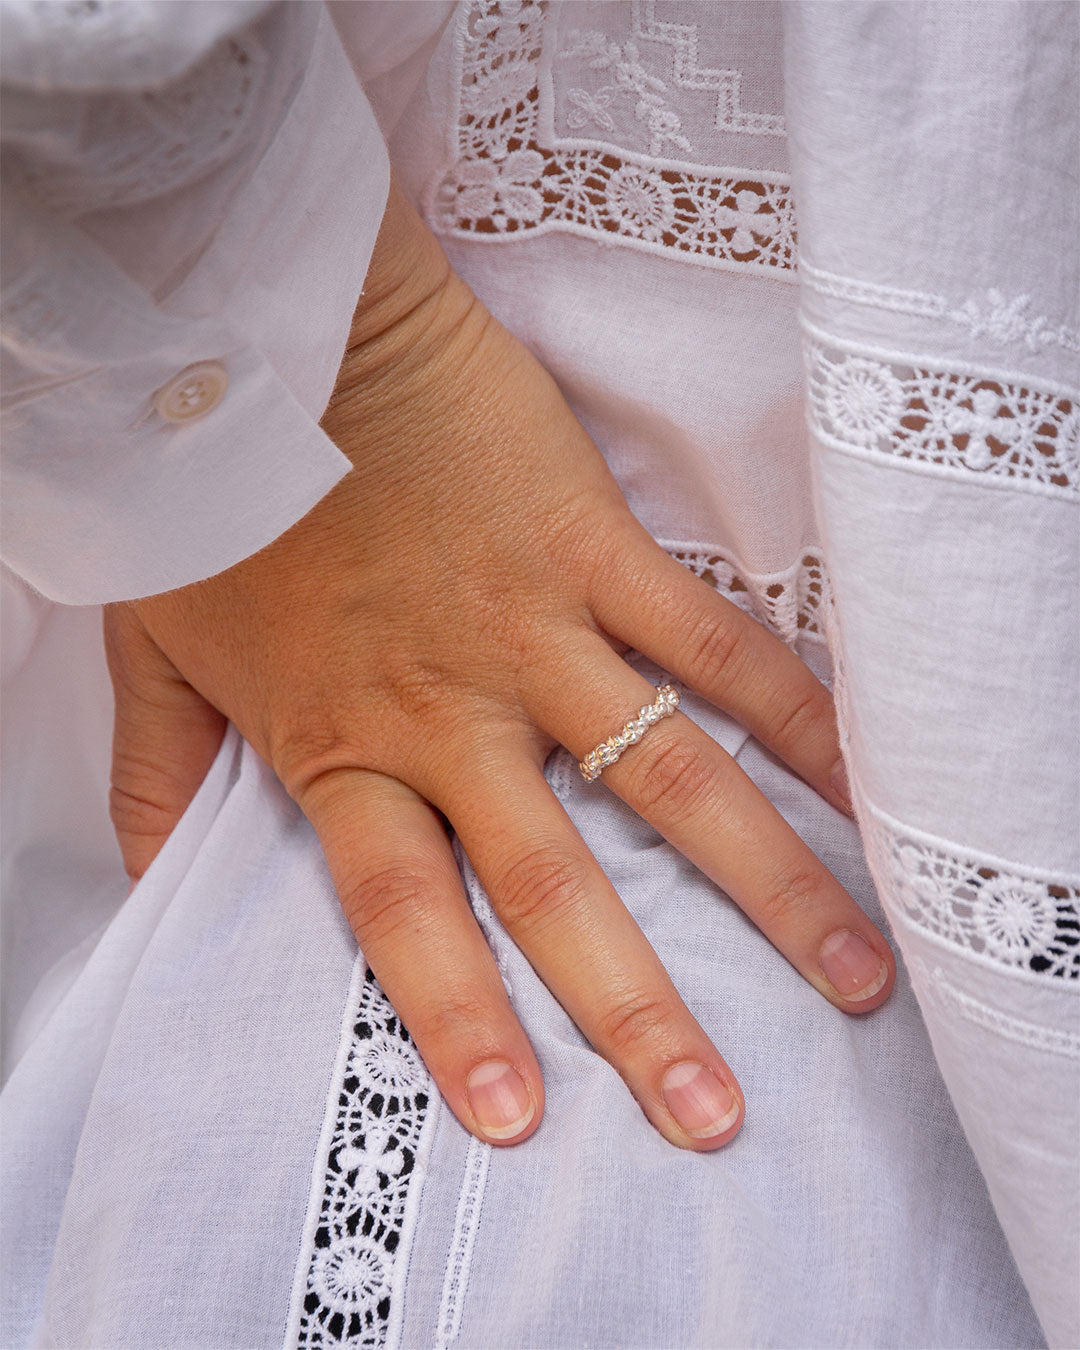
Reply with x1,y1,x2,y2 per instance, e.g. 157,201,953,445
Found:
2,3,1077,1347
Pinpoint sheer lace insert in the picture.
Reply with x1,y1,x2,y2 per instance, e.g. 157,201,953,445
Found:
291,967,434,1349
805,329,1079,498
428,0,795,275
662,541,827,645
861,805,1080,981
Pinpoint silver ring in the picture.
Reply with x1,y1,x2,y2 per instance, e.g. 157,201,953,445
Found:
578,684,680,782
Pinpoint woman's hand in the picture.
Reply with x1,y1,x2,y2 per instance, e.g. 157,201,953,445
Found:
105,181,894,1151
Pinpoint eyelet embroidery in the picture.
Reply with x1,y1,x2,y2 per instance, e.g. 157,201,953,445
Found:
804,328,1079,497
428,0,795,276
861,804,1080,981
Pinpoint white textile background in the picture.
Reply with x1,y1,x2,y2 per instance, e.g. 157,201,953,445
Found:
2,2,1077,1347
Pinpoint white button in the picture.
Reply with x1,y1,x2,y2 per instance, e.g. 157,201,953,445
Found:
153,360,228,423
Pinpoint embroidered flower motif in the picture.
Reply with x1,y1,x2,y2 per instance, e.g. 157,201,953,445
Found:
605,165,675,241
821,356,906,448
707,188,780,254
565,86,617,133
973,875,1059,961
454,148,545,228
471,0,525,44
863,812,1079,979
354,1030,427,1098
461,57,535,122
310,1236,391,1316
943,386,1021,470
559,32,691,156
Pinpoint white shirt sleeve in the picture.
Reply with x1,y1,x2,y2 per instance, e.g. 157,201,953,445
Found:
0,0,389,604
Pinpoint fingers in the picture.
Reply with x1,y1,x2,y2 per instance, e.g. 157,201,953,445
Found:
104,604,227,884
443,760,744,1151
589,532,852,815
527,643,895,1013
298,768,544,1146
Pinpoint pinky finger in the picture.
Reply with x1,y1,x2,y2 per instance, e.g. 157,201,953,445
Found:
299,767,544,1146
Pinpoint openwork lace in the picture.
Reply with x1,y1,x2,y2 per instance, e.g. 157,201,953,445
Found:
861,805,1080,981
291,966,434,1349
428,0,795,276
664,541,828,645
804,329,1079,498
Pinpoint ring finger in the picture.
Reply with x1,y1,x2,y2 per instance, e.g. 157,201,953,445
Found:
526,641,896,1012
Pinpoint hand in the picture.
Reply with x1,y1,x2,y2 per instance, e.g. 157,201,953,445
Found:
105,180,895,1151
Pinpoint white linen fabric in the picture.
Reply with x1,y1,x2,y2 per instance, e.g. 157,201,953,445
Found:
2,2,1077,1348
0,0,388,603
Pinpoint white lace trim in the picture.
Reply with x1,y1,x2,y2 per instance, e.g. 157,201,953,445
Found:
661,540,828,645
428,0,796,277
804,327,1080,498
909,957,1080,1057
860,804,1080,982
800,261,1080,358
288,963,437,1349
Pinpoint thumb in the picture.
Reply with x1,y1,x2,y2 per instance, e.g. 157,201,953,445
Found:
103,603,227,884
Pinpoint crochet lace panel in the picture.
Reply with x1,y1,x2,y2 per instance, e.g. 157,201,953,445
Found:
662,541,827,645
804,329,1079,498
861,805,1080,982
428,0,796,276
292,967,433,1350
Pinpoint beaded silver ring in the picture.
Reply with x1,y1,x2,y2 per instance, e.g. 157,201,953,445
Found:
578,684,681,782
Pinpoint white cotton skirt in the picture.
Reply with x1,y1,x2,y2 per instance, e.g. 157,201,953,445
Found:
1,659,1044,1349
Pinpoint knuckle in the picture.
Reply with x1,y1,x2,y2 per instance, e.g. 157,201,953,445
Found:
108,782,174,840
409,991,497,1047
621,733,714,823
342,862,436,946
273,722,359,801
756,866,825,927
598,991,678,1056
495,845,592,934
678,613,745,690
770,688,831,752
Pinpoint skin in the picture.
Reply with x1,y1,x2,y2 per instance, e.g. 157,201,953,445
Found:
104,180,895,1152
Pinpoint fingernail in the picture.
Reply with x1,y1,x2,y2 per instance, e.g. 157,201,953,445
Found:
830,758,853,815
661,1061,739,1138
466,1060,535,1140
820,929,889,1001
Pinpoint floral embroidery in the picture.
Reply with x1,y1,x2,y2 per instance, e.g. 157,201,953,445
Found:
805,330,1079,497
559,30,693,156
429,0,796,276
861,806,1080,980
291,967,435,1349
800,262,1080,359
